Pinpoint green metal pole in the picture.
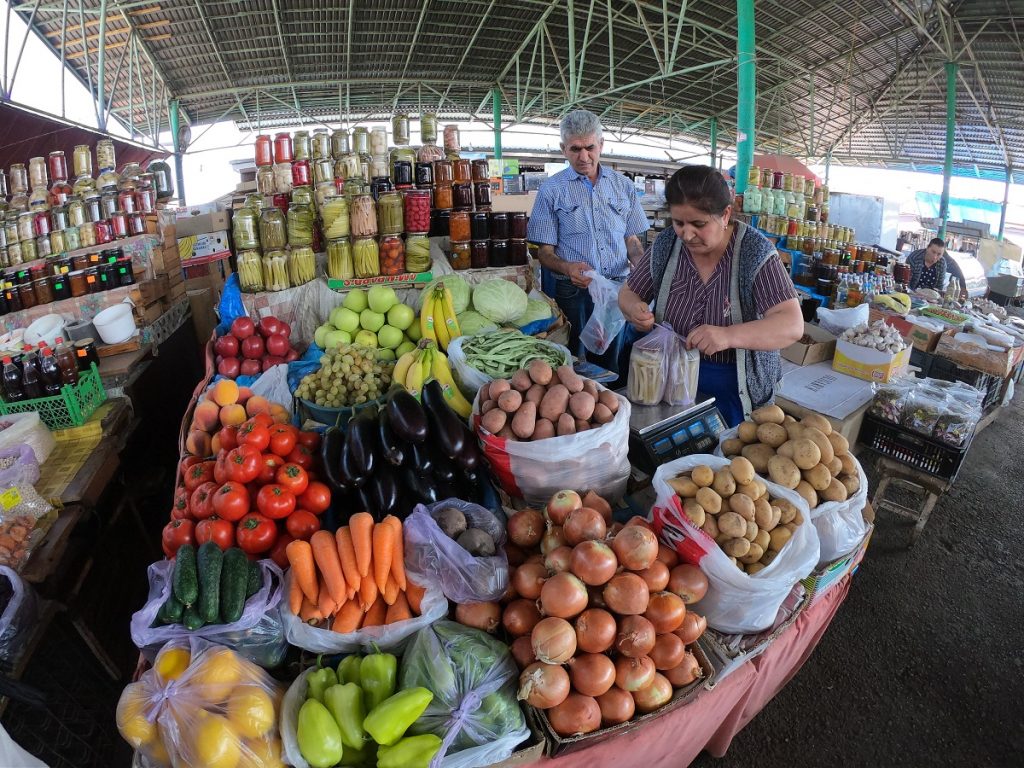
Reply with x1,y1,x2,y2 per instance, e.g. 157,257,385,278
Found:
938,61,958,240
170,99,186,206
96,0,108,131
735,0,756,194
710,117,718,168
492,87,502,159
998,166,1011,240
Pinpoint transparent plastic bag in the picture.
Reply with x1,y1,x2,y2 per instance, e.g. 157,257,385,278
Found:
0,412,55,465
932,398,980,446
0,444,39,489
809,456,870,564
870,378,916,423
627,324,676,405
279,667,317,768
0,565,38,664
115,638,285,768
666,344,700,407
579,271,626,355
400,620,530,768
0,724,45,768
447,335,571,400
130,559,288,669
816,303,869,336
900,387,947,435
404,500,509,603
650,455,820,634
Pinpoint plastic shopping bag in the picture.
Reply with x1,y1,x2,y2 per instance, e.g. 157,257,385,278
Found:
626,323,676,405
650,455,819,634
666,345,700,407
447,334,571,400
404,500,509,603
0,566,38,665
579,271,626,355
816,303,868,336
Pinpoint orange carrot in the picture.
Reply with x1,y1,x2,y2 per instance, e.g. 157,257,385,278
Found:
286,540,319,604
299,595,321,622
405,579,425,615
317,574,337,617
372,521,394,594
335,527,361,594
331,600,363,634
383,573,400,606
385,591,412,624
385,516,407,590
359,571,379,609
288,572,304,615
311,530,347,605
350,512,374,578
362,595,387,627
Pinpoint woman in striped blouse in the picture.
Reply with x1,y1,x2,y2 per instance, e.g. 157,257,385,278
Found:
618,166,803,426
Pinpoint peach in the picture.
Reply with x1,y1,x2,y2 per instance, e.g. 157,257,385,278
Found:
210,433,223,455
192,400,221,432
236,386,253,405
185,429,212,457
269,405,290,424
211,379,240,407
219,403,247,428
245,395,272,417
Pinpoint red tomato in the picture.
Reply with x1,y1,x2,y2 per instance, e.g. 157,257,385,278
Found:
171,486,191,520
286,444,315,471
238,422,270,452
183,461,215,492
285,509,321,540
268,532,293,569
236,513,278,554
225,447,261,484
256,484,296,520
161,519,194,556
296,430,321,450
190,481,219,520
298,481,332,515
180,456,203,474
217,425,239,452
257,453,284,485
196,516,235,550
276,463,309,495
212,481,250,522
213,451,230,485
268,425,298,458
250,413,275,430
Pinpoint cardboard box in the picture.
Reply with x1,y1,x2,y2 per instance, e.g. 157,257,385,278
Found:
933,329,1024,378
178,231,231,262
188,288,217,346
832,339,911,382
175,210,230,238
137,275,170,305
869,308,942,352
783,323,837,365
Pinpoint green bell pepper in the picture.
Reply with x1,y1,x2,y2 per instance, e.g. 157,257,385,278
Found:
363,687,434,746
337,654,363,686
376,734,443,768
297,699,345,768
324,682,366,749
359,650,397,712
306,663,338,703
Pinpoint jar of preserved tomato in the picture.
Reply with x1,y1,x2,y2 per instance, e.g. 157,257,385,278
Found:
331,129,351,158
449,211,471,243
402,190,431,233
110,211,128,239
415,162,434,188
127,211,145,236
376,191,404,235
452,158,471,184
48,151,69,183
449,241,471,270
118,188,137,214
490,239,510,268
312,129,331,160
471,159,490,182
33,211,52,238
135,184,156,213
433,159,453,185
510,239,529,266
379,235,406,276
254,134,273,166
433,184,453,210
470,240,489,269
489,212,510,240
473,181,492,208
292,160,311,187
392,161,414,188
452,183,473,210
392,114,411,146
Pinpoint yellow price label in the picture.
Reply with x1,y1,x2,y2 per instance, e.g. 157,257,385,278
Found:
0,487,21,510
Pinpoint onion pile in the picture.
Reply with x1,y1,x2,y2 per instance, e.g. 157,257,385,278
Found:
497,489,711,738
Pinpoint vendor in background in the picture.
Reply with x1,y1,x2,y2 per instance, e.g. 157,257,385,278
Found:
618,166,803,426
527,109,649,379
907,237,967,299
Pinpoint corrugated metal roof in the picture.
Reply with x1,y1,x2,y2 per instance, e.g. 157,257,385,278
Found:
12,0,1024,175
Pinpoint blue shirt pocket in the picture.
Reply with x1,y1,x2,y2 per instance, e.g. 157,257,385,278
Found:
556,201,589,236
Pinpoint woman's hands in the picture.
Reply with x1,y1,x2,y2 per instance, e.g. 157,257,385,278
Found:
618,286,655,332
685,324,733,355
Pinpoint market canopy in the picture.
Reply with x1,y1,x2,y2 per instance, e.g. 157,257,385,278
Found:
10,0,1024,180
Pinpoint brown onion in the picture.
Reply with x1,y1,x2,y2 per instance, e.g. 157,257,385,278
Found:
656,544,679,569
503,599,542,637
649,632,686,670
563,507,607,545
574,608,617,654
499,580,518,603
518,662,570,709
570,540,618,586
624,516,654,531
532,617,577,664
546,490,582,526
547,693,601,737
455,601,501,633
540,572,589,619
607,522,623,536
525,553,544,565
511,636,537,670
544,546,573,574
635,560,670,592
632,672,673,713
674,612,707,645
508,508,546,548
615,615,657,658
644,591,686,634
614,654,655,692
505,543,527,567
668,564,709,604
596,686,635,725
611,526,659,571
603,573,650,615
581,490,613,524
568,653,617,697
541,525,567,554
512,562,547,600
664,651,702,687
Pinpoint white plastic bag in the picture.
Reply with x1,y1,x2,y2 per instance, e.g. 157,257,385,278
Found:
249,363,293,412
650,455,820,634
0,724,46,768
472,387,631,506
816,304,869,336
0,412,55,465
579,271,626,355
0,566,38,664
667,346,700,407
279,668,316,768
626,324,674,405
447,335,572,400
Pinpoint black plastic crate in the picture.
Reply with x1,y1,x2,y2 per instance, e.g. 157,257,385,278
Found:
858,412,973,481
918,353,1002,412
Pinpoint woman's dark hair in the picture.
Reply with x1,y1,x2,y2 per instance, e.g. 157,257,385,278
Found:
665,165,732,216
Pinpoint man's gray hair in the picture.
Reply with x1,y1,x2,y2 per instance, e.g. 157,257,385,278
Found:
560,110,603,143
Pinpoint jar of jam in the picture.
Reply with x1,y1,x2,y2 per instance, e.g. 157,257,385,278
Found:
128,211,146,236
376,191,404,235
473,181,492,208
94,219,113,244
117,257,135,286
470,212,489,241
415,162,434,187
489,212,510,240
510,239,529,266
452,159,471,184
449,241,471,270
449,211,471,243
402,190,431,233
4,283,21,312
433,184,453,209
433,160,453,185
510,212,528,239
74,338,100,370
33,211,51,238
18,281,37,309
370,175,394,201
135,184,156,213
470,240,489,269
452,183,473,210
99,262,119,290
431,209,451,237
490,239,510,268
471,159,490,182
392,161,414,187
84,266,100,293
51,273,70,301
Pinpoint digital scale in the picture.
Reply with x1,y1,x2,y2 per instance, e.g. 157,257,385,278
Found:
621,391,726,475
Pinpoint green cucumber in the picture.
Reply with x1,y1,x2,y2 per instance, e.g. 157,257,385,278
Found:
219,548,249,624
154,593,184,626
245,560,262,599
172,544,198,607
196,542,224,624
182,604,205,631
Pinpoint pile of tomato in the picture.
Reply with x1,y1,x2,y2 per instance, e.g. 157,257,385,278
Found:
162,411,331,568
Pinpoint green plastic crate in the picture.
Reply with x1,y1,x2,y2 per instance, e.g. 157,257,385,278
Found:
0,363,107,430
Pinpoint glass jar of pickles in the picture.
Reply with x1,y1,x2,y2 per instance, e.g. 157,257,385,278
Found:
370,127,388,156
420,113,438,144
9,164,28,194
17,212,34,242
321,196,350,239
352,127,370,155
313,158,334,185
353,236,380,278
291,184,314,208
312,129,331,160
391,114,410,146
417,142,444,163
50,229,67,255
404,233,430,273
331,129,351,158
236,249,264,292
287,204,314,246
350,194,378,237
370,156,390,180
273,163,293,194
7,240,22,265
403,190,431,233
292,131,311,161
327,237,354,280
338,153,361,180
260,207,287,249
379,234,406,276
28,157,48,190
449,241,471,270
344,175,367,200
64,226,81,251
233,206,260,250
377,191,404,234
288,245,316,286
79,222,97,248
256,165,275,195
95,138,115,171
443,125,461,154
262,249,289,291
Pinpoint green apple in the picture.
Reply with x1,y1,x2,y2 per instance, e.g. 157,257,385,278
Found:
367,285,398,314
377,348,396,362
330,306,360,334
314,323,333,349
396,341,416,357
376,324,404,350
406,321,422,342
325,329,352,350
386,303,415,331
359,309,385,332
342,289,368,313
354,329,379,348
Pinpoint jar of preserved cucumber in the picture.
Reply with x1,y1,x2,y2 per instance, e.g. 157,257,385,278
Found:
260,207,287,249
236,250,264,292
370,127,389,156
449,241,471,270
288,245,316,286
293,131,311,161
339,153,361,180
321,196,350,239
287,204,314,247
291,185,314,208
404,233,430,273
72,174,96,197
350,194,379,237
331,129,351,158
312,129,331,161
392,114,411,146
352,236,380,278
256,165,275,195
313,158,334,185
419,112,438,144
233,206,260,250
262,249,289,291
327,237,354,280
273,163,293,194
352,127,370,155
377,191,404,235
95,138,116,171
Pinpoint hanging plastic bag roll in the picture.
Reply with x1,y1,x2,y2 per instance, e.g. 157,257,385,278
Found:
579,270,626,354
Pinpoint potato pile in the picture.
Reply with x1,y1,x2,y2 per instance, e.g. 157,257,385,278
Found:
667,457,804,575
477,360,619,442
719,405,861,510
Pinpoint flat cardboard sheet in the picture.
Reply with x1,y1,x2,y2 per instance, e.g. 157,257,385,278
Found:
777,361,874,419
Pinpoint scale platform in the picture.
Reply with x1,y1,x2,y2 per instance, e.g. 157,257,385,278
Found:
621,391,726,475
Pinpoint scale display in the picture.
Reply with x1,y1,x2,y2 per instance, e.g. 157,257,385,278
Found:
623,392,726,475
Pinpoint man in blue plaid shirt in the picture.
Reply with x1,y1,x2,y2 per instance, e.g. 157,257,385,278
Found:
527,110,649,379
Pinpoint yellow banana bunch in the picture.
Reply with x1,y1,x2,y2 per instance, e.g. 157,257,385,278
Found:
429,347,472,417
396,340,472,416
418,285,463,352
419,290,439,346
871,293,911,316
437,284,462,347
